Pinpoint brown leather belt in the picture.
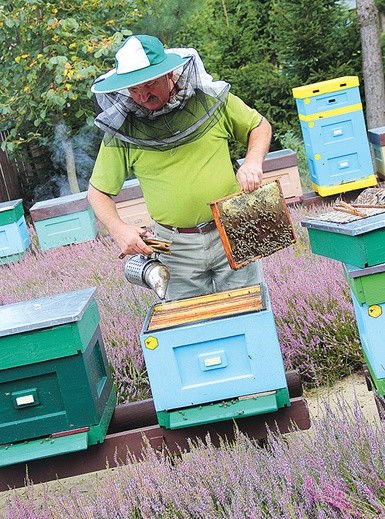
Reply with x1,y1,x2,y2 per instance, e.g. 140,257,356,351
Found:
158,220,217,234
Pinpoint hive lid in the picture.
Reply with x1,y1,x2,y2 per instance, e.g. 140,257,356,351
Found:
0,287,96,337
210,180,296,269
301,212,385,235
292,76,359,99
301,186,385,235
0,199,22,213
343,261,385,279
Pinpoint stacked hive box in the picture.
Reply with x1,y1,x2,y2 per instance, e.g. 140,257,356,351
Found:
292,76,377,196
112,178,153,228
368,126,385,180
140,283,290,429
30,192,98,251
0,199,30,264
0,288,116,467
301,211,385,398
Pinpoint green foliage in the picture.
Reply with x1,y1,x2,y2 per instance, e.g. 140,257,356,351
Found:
175,0,364,146
376,0,385,13
269,0,362,85
130,0,203,46
0,0,139,199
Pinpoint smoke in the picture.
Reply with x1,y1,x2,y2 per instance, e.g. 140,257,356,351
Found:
32,122,102,203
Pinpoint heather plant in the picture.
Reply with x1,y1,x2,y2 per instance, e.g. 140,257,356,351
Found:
264,204,362,387
4,398,385,518
0,203,362,397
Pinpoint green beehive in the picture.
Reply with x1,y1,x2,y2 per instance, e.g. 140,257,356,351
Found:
343,262,385,306
301,212,385,268
0,288,116,467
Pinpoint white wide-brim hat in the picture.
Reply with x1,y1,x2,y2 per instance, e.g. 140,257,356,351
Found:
91,34,190,94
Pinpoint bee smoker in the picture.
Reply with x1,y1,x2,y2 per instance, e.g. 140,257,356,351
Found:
124,254,170,300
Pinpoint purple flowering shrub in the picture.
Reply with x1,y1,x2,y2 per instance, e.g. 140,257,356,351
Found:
265,204,362,387
0,202,362,399
5,399,385,518
0,228,155,403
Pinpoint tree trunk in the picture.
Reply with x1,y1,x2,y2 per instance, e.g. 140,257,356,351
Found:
356,0,385,129
57,123,80,194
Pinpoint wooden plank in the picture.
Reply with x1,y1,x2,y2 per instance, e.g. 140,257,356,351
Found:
0,398,310,491
152,285,262,312
148,296,264,330
148,286,264,330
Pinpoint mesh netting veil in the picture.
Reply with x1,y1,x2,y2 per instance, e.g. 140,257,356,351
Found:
93,48,231,151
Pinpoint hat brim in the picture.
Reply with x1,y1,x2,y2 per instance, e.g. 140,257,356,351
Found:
91,53,190,94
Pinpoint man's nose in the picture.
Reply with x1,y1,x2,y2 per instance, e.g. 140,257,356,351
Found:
138,89,150,102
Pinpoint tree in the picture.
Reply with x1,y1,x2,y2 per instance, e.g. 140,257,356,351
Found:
0,1,138,198
131,0,203,47
356,0,385,128
269,0,362,85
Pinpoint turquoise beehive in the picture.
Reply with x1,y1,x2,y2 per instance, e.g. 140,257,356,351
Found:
0,199,30,263
29,192,98,251
140,283,290,429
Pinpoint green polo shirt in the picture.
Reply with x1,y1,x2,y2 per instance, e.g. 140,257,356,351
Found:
90,93,262,227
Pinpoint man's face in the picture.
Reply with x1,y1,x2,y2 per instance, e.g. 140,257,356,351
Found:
128,73,173,111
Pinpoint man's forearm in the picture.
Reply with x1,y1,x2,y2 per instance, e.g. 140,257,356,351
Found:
87,183,122,234
235,117,272,192
244,117,272,167
87,183,154,256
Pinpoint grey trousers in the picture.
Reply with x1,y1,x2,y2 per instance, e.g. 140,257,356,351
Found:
154,222,264,301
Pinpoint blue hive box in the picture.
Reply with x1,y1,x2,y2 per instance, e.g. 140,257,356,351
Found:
0,199,31,263
293,76,362,116
351,291,385,397
293,76,376,195
140,284,290,429
30,192,98,251
368,127,385,178
299,109,375,188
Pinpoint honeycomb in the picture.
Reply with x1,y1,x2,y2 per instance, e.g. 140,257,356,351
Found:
210,180,296,269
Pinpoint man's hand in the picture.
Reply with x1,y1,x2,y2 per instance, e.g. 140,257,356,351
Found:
236,117,272,193
236,162,264,193
113,222,154,257
87,184,154,257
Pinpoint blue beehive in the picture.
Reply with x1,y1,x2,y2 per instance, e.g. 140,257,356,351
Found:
351,291,385,397
293,76,376,196
368,126,385,178
0,199,30,264
140,284,290,429
30,192,98,251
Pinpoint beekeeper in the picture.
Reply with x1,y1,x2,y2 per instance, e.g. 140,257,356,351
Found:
88,34,271,300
